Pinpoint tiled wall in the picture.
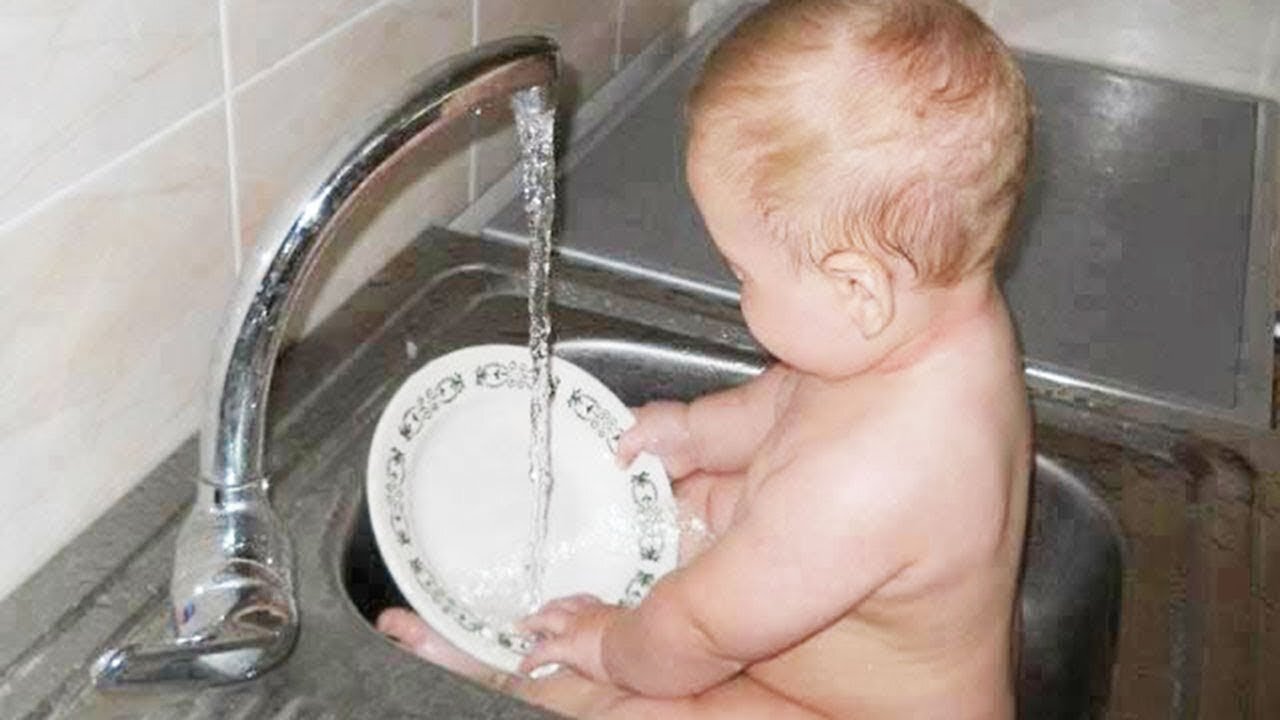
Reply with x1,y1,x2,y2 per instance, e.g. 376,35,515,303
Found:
700,0,1280,99
971,0,1280,99
0,0,695,602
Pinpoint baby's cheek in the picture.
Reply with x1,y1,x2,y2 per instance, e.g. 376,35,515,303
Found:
737,293,788,359
736,291,765,340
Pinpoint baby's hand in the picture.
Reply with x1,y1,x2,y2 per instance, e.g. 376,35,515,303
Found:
518,594,619,682
616,401,699,478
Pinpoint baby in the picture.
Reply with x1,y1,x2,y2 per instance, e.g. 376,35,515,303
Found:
378,0,1034,717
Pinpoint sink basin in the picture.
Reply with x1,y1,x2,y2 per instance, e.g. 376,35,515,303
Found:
21,229,1255,719
344,332,1125,719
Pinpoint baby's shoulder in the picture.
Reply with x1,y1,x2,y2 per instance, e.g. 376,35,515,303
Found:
772,413,934,511
798,383,1017,491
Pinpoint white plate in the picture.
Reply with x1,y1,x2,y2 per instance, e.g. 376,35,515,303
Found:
367,344,678,673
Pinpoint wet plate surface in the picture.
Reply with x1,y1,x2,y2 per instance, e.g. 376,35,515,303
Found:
367,343,678,673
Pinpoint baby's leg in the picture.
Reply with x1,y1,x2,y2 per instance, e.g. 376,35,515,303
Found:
376,608,501,683
521,671,819,719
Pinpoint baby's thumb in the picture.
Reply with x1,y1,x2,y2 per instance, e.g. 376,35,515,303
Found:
520,638,569,677
615,426,645,469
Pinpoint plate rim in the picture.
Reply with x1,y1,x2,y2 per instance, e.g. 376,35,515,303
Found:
365,343,677,672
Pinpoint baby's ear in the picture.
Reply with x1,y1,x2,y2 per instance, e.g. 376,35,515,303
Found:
820,249,893,338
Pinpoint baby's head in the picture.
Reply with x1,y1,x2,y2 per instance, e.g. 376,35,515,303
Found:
686,0,1031,376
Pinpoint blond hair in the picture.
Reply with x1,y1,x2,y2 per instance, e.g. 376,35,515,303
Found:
688,0,1032,286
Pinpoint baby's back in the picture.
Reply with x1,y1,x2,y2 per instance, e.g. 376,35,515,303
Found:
740,303,1031,719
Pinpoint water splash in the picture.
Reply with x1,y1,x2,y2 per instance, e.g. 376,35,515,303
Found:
512,85,556,612
453,503,668,627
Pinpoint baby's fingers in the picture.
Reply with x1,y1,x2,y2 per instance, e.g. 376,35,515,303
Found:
615,427,644,469
616,401,691,470
617,407,661,469
540,594,600,613
519,594,599,635
520,608,574,638
519,636,572,676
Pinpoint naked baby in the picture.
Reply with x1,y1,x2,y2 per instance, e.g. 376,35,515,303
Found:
378,0,1035,717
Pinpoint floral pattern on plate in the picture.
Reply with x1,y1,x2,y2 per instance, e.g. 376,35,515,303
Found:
366,344,678,673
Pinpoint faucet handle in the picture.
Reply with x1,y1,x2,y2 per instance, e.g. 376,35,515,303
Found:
92,615,294,686
93,482,298,687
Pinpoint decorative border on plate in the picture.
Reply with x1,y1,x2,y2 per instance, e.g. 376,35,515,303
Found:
566,388,625,452
476,361,532,390
379,356,673,655
398,374,465,442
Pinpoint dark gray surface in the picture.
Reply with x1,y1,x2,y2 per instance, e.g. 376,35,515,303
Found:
488,35,1274,424
1017,456,1122,720
1008,58,1257,412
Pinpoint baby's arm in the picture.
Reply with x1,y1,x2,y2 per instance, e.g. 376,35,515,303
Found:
522,440,916,697
616,363,791,478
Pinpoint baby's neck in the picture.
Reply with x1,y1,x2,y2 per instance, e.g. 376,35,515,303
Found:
866,275,1002,377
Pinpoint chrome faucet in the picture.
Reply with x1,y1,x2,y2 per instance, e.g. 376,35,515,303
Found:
92,37,559,687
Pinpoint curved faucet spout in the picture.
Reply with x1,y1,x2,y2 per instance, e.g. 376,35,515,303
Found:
205,36,559,490
94,36,559,688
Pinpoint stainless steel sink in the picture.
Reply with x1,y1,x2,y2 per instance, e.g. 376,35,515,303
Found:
340,289,1126,720
7,229,1257,719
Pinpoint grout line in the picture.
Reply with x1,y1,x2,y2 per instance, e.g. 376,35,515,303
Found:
471,0,480,49
0,0,401,241
0,96,225,238
468,0,480,201
218,0,244,273
232,0,400,98
614,0,626,73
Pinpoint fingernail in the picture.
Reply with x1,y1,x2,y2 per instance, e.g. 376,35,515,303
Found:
529,663,560,680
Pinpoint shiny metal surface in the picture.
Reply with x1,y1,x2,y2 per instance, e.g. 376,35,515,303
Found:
342,316,1126,720
93,482,298,685
1019,456,1123,719
91,37,560,687
0,230,1261,718
206,35,558,491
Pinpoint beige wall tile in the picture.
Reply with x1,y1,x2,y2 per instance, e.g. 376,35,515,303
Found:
0,108,234,601
223,0,384,84
619,0,692,65
965,0,996,22
0,0,222,226
480,0,620,101
230,0,472,330
1263,12,1280,100
990,0,1278,96
475,0,621,194
674,0,993,32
